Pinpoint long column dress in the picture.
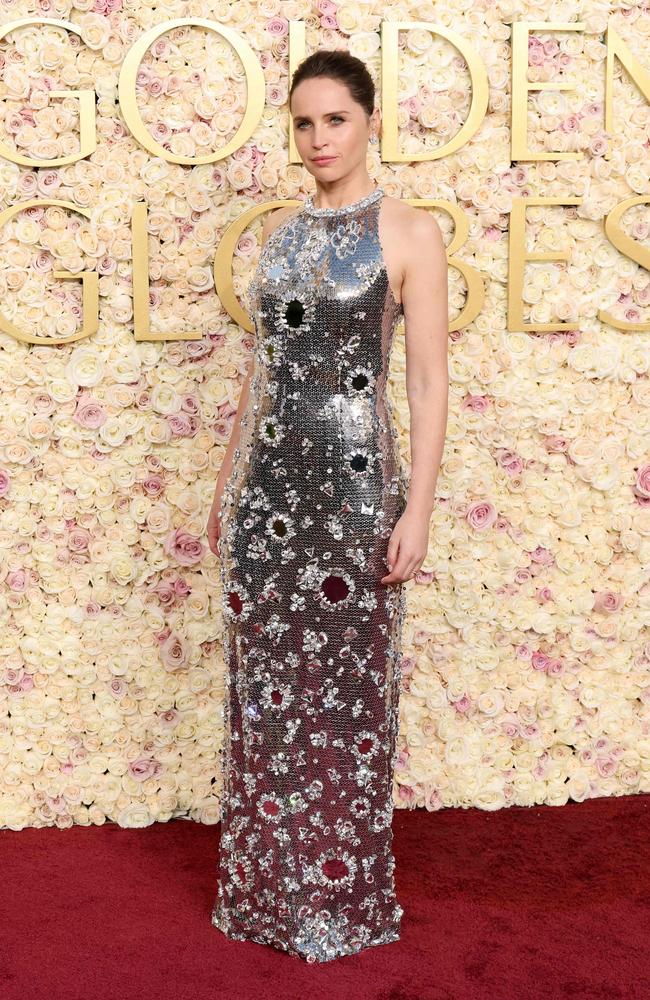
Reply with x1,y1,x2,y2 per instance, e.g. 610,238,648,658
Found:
212,185,408,963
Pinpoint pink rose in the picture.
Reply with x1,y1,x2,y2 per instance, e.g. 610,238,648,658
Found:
424,786,443,811
589,135,607,157
544,435,569,453
97,256,116,276
501,715,521,737
168,413,197,437
596,757,617,778
266,17,289,36
109,679,126,698
181,393,200,415
142,475,164,497
268,85,285,108
67,528,90,553
559,115,580,133
32,250,53,274
134,68,151,88
153,581,177,608
528,37,545,65
466,500,497,530
634,463,650,498
593,590,623,613
164,526,204,565
531,649,551,672
160,631,190,672
152,122,171,144
74,394,107,429
214,414,236,443
398,785,416,804
147,78,166,98
7,569,27,591
462,393,490,412
128,758,163,781
453,694,471,714
496,450,524,475
174,577,191,597
530,546,554,565
0,468,10,497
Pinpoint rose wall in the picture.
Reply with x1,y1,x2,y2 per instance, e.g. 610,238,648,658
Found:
0,1,649,831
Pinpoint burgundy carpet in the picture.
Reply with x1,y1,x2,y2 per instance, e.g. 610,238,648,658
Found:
1,793,648,1000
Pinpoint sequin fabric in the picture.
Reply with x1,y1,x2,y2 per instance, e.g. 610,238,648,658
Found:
212,185,408,963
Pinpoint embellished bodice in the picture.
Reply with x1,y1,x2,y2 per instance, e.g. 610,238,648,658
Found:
246,186,402,389
228,184,407,526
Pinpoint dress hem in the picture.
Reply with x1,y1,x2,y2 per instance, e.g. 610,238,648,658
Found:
211,905,402,964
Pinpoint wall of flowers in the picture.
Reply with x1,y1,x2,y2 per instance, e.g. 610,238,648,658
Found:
0,1,649,831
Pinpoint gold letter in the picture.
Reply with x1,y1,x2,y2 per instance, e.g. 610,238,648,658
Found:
511,22,584,161
381,21,489,161
605,25,650,162
132,201,203,341
600,196,650,331
0,19,96,166
404,200,485,332
508,197,582,332
119,19,264,164
0,199,98,345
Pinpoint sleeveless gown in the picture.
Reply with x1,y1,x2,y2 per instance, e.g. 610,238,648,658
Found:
212,185,408,963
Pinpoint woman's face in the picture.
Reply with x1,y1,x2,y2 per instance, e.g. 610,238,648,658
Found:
290,76,378,179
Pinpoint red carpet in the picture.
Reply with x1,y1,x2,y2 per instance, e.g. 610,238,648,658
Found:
2,793,648,1000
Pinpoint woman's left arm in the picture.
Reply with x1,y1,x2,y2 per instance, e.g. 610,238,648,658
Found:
382,211,449,585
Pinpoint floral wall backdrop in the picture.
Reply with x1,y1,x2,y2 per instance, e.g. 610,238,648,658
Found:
0,1,649,831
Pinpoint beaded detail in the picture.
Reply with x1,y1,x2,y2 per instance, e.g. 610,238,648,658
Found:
212,184,407,963
303,185,384,217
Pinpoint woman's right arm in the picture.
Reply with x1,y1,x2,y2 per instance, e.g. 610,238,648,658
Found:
206,360,253,544
206,206,291,556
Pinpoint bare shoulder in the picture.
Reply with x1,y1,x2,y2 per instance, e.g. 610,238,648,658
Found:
382,195,444,247
381,197,445,301
262,205,302,246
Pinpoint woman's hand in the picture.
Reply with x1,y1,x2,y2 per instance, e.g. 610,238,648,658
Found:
207,484,225,557
380,507,430,585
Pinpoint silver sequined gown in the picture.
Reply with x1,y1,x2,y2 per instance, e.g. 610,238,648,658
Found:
212,185,408,963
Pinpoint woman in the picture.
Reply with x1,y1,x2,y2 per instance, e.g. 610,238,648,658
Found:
207,49,449,962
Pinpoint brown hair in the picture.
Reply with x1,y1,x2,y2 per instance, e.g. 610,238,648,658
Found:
288,49,376,118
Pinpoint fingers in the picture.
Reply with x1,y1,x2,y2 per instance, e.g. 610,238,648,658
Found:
207,528,222,558
385,541,399,573
381,555,423,585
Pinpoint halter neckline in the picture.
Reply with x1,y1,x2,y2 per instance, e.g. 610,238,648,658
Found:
303,186,384,217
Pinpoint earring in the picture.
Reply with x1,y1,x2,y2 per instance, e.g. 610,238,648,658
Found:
370,133,378,144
